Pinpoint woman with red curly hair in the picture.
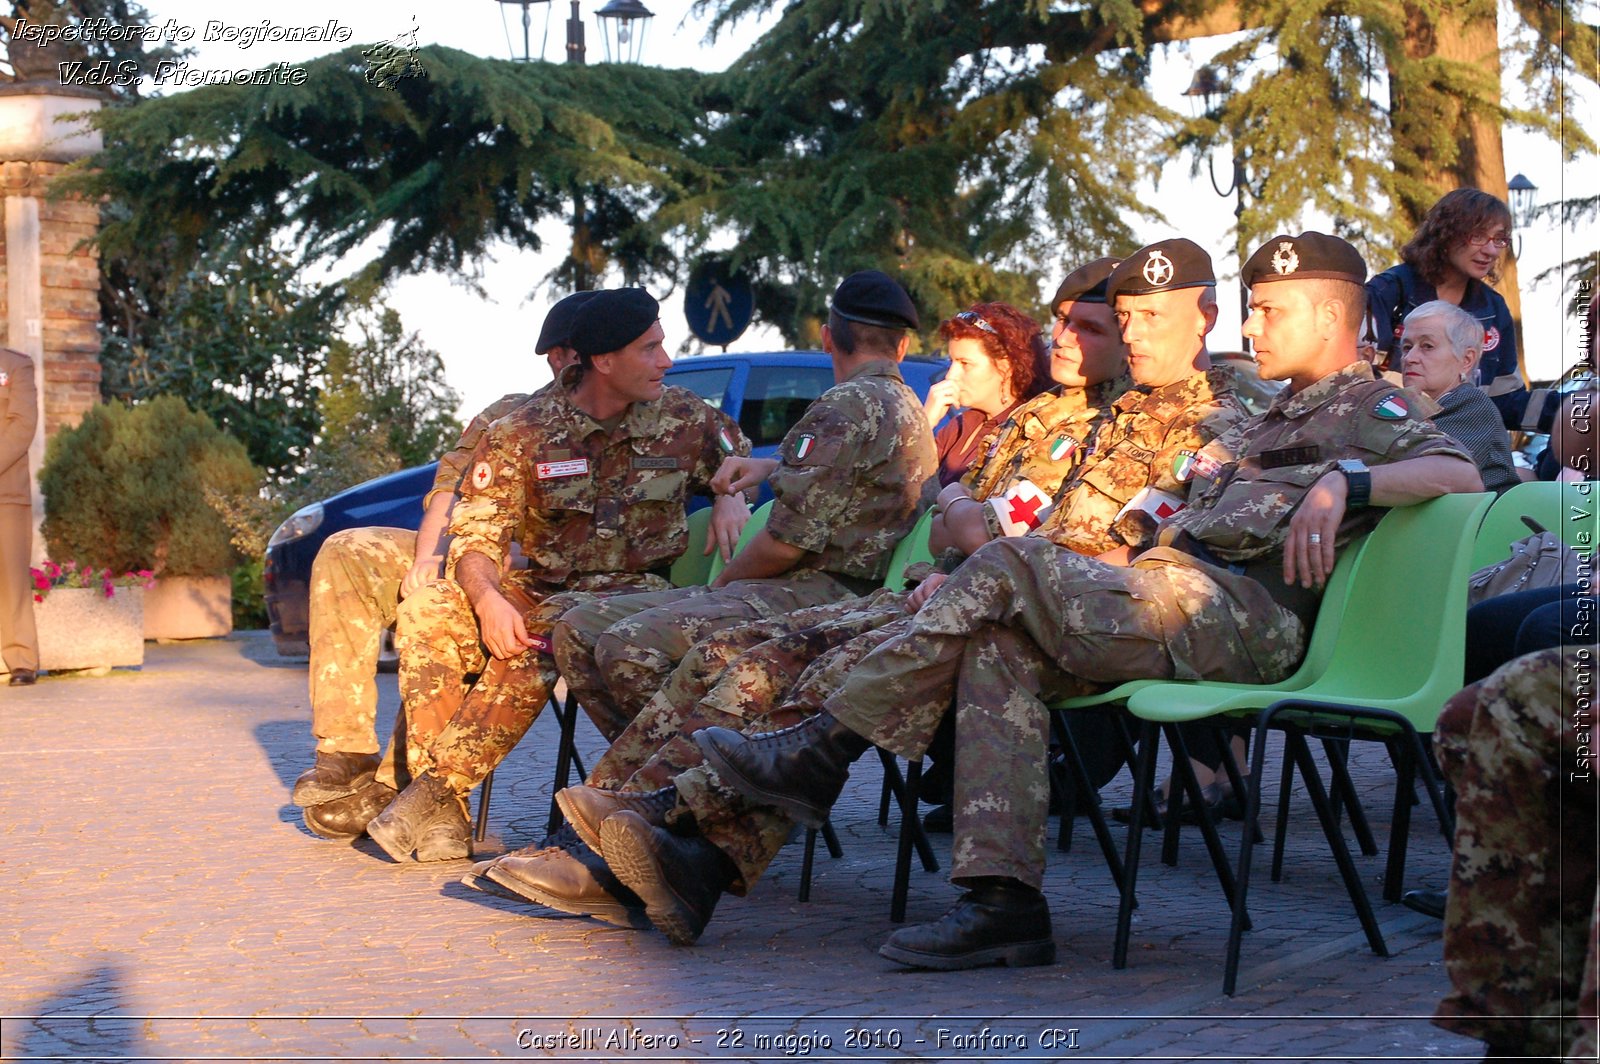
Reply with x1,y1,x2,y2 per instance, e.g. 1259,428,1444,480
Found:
921,302,1051,487
1366,188,1528,429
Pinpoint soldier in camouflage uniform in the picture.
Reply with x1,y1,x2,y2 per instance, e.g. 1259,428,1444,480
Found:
548,270,936,764
1430,646,1597,1060
469,267,1136,917
687,232,1483,967
358,288,752,863
290,292,595,840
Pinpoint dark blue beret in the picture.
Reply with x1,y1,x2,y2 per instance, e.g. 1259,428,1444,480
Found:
830,270,919,331
570,288,661,358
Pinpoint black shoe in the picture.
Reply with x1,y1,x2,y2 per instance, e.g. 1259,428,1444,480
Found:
878,878,1056,971
366,772,471,862
7,669,36,687
292,751,381,807
303,779,397,840
599,810,736,945
555,784,677,857
483,834,650,930
692,712,871,828
921,804,952,833
1401,888,1447,920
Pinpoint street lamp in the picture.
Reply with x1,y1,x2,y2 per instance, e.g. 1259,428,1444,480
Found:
1508,172,1538,257
594,0,654,64
494,0,552,62
1184,65,1261,352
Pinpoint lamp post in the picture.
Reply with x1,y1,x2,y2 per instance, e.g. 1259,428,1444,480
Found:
494,0,551,62
1183,65,1260,352
1507,172,1538,258
594,0,654,64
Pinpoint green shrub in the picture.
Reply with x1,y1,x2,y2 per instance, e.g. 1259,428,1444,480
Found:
41,397,263,577
231,558,269,630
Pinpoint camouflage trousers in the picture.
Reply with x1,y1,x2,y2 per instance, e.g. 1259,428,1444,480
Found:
394,570,670,795
307,527,416,758
552,569,866,746
587,589,906,792
820,537,1304,889
1431,646,1598,1060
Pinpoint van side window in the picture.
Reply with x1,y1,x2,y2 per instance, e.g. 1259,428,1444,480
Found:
738,365,836,446
666,367,735,410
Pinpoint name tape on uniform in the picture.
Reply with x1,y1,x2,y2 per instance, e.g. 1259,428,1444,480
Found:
536,458,590,479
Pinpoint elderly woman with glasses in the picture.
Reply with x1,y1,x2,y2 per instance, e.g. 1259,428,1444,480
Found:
1366,188,1527,430
921,303,1051,487
1399,300,1520,495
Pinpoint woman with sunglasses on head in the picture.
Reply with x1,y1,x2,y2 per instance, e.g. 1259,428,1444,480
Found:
1366,188,1528,430
921,303,1051,487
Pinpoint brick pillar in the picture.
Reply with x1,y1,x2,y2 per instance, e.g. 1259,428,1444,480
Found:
0,83,103,561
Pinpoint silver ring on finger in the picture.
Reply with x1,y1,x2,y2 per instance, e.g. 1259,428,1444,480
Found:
1308,533,1322,544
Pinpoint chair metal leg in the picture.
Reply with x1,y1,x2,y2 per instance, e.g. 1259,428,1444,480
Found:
1270,751,1294,883
877,749,937,872
1285,728,1387,958
1383,733,1416,903
820,818,844,859
545,693,587,837
1165,724,1250,931
878,770,893,827
475,769,493,843
1052,713,1129,896
1114,719,1160,969
799,828,818,902
1321,736,1379,857
1224,716,1278,995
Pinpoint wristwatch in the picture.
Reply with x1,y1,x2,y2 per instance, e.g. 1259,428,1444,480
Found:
1336,459,1371,509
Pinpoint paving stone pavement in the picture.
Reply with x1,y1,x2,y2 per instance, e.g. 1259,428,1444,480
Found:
1,632,1489,1063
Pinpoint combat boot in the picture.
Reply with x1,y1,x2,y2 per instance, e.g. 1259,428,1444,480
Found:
878,878,1056,971
292,751,381,807
483,827,650,930
599,810,737,945
365,771,471,862
303,779,397,840
692,712,871,828
555,784,677,856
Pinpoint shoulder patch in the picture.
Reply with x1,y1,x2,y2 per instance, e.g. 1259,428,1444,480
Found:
1372,392,1410,420
1483,325,1500,352
1049,435,1077,462
471,462,493,490
1173,449,1222,482
718,427,737,454
794,434,816,460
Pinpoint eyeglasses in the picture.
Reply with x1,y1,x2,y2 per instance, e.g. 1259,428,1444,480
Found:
1466,231,1511,249
954,311,997,335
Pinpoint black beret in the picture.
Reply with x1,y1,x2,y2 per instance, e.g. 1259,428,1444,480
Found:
1242,231,1367,288
1052,256,1123,307
830,270,919,331
535,290,600,355
569,288,661,358
1106,238,1217,302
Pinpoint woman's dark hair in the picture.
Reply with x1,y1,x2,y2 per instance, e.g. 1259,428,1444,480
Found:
1401,188,1514,285
937,302,1049,403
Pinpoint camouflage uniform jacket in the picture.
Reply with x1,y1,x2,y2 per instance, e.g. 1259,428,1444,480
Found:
1033,366,1247,556
766,358,937,583
445,383,749,585
961,373,1132,532
423,392,533,510
1161,360,1470,565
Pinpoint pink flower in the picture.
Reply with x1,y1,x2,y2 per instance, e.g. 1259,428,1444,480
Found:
32,572,48,591
32,593,42,603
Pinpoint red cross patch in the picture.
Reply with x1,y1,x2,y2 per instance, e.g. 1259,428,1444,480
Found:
471,462,493,490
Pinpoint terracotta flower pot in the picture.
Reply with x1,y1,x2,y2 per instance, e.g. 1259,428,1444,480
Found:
143,575,233,640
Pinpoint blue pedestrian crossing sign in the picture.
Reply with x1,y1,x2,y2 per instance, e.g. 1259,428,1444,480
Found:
685,261,754,347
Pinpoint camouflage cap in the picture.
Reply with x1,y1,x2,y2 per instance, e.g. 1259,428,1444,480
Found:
570,288,661,357
1242,231,1367,288
1052,256,1123,307
535,290,600,355
1106,238,1217,302
830,270,919,331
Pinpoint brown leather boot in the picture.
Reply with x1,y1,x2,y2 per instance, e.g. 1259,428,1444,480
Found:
365,772,470,862
599,810,737,945
303,779,397,840
692,712,871,828
484,827,649,930
292,751,381,807
555,784,677,857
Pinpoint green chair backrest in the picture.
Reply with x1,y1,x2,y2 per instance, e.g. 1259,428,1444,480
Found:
669,506,718,588
1470,479,1599,570
706,500,774,583
1295,491,1494,730
881,507,938,591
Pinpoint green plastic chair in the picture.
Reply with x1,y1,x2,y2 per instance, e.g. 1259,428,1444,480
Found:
1469,478,1599,569
881,507,938,592
1123,491,1493,994
706,500,772,583
667,505,719,588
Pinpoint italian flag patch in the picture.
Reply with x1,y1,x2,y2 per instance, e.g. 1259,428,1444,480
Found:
1049,435,1077,462
794,434,815,460
718,427,736,454
1373,393,1409,420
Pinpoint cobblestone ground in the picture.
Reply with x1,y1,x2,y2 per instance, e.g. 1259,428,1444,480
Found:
0,633,1485,1062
